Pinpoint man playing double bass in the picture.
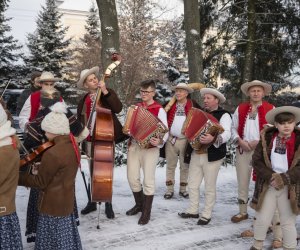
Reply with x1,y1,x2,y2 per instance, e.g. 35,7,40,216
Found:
77,66,128,218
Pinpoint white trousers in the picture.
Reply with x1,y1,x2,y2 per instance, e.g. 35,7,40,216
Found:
127,143,160,195
254,186,297,249
235,149,254,212
186,152,223,218
165,138,189,192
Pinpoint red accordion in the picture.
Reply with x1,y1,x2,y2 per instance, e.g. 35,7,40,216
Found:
182,107,224,152
123,105,168,149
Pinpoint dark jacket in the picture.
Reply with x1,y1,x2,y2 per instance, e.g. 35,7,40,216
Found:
0,141,20,216
250,126,300,214
19,135,79,217
77,88,128,144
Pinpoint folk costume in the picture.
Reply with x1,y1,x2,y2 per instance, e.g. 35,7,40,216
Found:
0,104,23,250
164,83,199,199
126,99,168,225
19,72,61,131
77,66,128,217
250,106,300,250
231,80,274,222
179,88,231,225
19,103,82,250
23,89,87,243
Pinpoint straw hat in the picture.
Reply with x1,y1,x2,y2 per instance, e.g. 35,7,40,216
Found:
38,72,61,83
77,66,99,88
266,106,300,124
240,80,272,96
200,88,226,104
170,83,194,93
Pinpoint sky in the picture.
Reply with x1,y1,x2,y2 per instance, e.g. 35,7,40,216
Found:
6,0,184,47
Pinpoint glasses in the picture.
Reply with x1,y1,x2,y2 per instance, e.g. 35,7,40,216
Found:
140,90,154,94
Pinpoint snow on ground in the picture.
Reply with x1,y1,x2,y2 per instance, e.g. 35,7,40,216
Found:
16,161,300,250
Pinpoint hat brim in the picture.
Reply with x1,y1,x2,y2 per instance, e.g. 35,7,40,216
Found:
200,88,226,104
170,86,194,93
241,81,272,96
77,66,100,89
39,78,61,83
266,106,300,124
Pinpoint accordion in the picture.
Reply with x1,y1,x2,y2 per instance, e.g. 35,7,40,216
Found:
182,107,224,152
123,105,168,149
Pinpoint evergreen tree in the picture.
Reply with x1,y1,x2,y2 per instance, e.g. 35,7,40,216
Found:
71,4,101,80
24,0,72,78
0,0,23,80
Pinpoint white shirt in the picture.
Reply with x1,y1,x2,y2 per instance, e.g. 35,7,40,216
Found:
214,112,232,148
271,138,288,173
231,106,260,142
170,114,186,138
157,108,169,148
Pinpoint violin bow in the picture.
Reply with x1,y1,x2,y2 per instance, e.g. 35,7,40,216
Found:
0,79,12,100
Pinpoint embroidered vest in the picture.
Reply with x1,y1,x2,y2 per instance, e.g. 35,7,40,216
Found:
167,99,193,128
237,101,273,139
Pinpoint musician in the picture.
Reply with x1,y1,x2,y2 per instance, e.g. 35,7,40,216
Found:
231,80,274,223
0,103,23,249
19,71,61,132
164,82,200,199
77,66,127,217
17,71,42,115
23,89,88,243
126,79,168,225
178,88,231,225
19,102,82,250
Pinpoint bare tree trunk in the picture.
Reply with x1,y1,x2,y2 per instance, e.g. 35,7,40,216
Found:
96,0,121,92
183,0,203,102
241,0,256,99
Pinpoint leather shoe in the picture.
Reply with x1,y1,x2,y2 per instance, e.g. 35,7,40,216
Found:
81,201,97,215
164,192,174,199
231,213,248,223
178,212,199,219
197,217,211,225
105,202,115,219
179,191,189,198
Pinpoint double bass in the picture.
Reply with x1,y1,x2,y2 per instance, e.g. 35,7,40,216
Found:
88,54,121,202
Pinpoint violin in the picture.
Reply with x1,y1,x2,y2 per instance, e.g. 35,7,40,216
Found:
20,141,54,168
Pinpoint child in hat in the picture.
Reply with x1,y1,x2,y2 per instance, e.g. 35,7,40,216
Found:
19,102,82,250
250,106,300,250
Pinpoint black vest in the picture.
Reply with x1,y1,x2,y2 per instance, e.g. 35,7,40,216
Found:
207,108,231,162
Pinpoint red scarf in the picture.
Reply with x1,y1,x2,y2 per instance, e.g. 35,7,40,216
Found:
167,99,192,128
137,101,162,117
69,133,81,168
237,101,273,139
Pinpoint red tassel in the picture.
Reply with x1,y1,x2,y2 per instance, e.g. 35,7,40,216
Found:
69,133,81,168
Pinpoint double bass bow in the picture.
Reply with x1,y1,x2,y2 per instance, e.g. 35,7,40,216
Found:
89,53,121,203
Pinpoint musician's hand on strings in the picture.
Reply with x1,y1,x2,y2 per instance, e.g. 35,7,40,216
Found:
199,134,214,144
98,80,109,95
238,138,252,152
150,137,162,146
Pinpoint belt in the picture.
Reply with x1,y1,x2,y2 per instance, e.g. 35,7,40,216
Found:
0,206,6,213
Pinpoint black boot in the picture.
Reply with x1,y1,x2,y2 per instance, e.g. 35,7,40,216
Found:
105,202,115,219
81,201,97,215
126,191,143,216
138,195,153,225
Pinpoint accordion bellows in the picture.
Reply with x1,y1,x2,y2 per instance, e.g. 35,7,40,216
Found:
123,105,168,149
182,107,224,152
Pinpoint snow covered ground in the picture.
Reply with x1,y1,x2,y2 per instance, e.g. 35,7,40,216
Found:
16,161,300,250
